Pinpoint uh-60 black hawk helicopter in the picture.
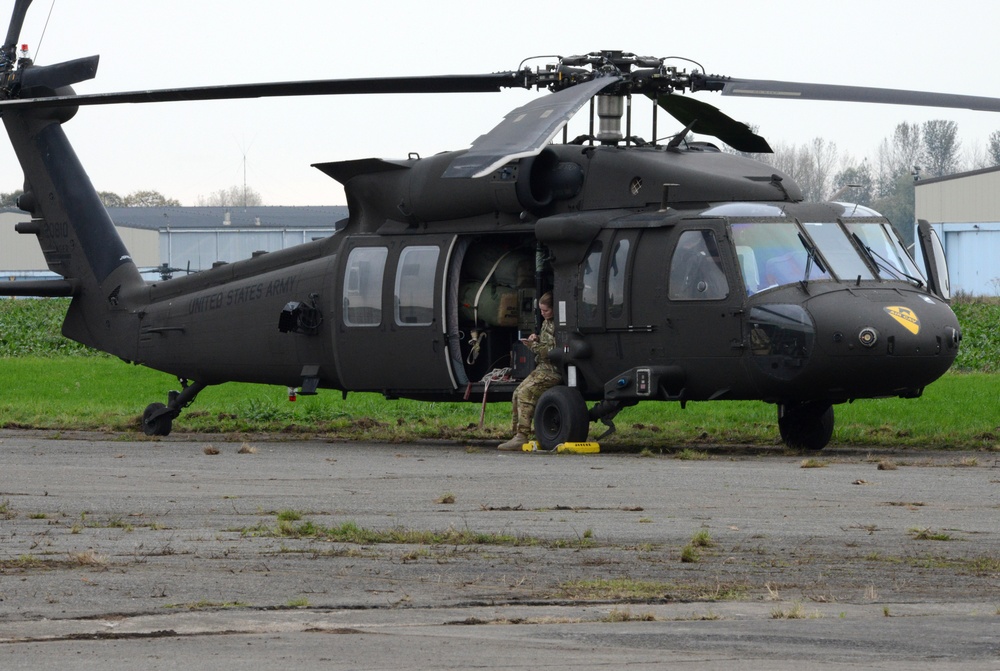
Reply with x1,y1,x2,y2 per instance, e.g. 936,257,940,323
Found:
1,0,984,450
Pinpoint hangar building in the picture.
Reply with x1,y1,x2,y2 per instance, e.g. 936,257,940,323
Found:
1,206,347,281
915,167,1000,297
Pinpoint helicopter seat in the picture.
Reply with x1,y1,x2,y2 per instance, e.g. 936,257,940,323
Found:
764,251,806,287
736,245,760,293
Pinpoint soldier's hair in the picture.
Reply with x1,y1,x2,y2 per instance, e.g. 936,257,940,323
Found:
539,291,553,308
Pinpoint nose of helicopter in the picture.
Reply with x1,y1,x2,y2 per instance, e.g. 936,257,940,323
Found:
748,288,961,399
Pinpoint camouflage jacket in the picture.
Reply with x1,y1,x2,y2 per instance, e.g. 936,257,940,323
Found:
529,318,559,377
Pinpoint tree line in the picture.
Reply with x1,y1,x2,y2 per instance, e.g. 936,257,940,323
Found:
729,121,1000,244
3,120,996,233
0,184,263,209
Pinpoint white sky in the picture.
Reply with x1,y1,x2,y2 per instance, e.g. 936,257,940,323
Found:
3,0,999,205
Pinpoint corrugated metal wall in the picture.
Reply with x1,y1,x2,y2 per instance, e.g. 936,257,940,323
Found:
916,169,1000,296
162,228,334,271
3,211,332,278
1,212,159,276
916,170,1000,224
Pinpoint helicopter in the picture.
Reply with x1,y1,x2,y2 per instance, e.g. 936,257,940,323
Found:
0,0,984,450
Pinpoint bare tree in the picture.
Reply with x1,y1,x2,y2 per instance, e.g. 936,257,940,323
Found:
98,191,124,208
0,190,23,207
875,122,922,197
961,142,991,171
921,119,960,177
831,161,875,205
988,130,1000,166
802,138,840,202
196,185,263,207
123,190,181,207
757,138,841,202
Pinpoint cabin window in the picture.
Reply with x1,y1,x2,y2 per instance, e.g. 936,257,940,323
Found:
668,230,729,300
394,246,439,326
343,246,388,326
580,241,603,326
608,238,629,318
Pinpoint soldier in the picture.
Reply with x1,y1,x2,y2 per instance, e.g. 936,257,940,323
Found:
498,292,561,451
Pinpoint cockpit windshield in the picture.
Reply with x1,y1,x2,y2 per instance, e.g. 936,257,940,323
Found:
800,222,875,281
731,222,830,294
730,219,924,294
844,221,926,285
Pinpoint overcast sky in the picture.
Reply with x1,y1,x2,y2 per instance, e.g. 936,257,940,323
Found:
3,0,999,206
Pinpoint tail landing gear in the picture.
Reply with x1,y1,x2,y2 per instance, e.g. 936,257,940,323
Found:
142,379,207,437
587,399,636,440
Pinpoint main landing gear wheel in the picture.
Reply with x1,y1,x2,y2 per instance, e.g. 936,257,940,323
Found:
534,386,589,450
778,401,834,451
142,402,173,437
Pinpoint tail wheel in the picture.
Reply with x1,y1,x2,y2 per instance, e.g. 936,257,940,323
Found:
142,402,173,437
778,401,834,451
534,386,589,450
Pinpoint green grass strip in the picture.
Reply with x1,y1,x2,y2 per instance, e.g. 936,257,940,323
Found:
0,355,997,448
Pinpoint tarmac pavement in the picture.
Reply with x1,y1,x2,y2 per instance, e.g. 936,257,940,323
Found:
0,430,998,669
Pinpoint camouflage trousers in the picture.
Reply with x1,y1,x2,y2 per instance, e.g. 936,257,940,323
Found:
511,369,562,435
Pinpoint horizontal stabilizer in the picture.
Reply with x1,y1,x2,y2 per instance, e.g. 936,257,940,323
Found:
0,279,78,297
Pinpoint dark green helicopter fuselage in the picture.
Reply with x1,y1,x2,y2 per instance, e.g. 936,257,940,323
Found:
127,143,959,407
4,97,959,448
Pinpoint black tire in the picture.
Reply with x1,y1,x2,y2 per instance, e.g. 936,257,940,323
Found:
778,401,834,451
533,386,589,450
142,402,173,437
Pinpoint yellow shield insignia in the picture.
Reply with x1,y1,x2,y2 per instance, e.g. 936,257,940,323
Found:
884,306,920,335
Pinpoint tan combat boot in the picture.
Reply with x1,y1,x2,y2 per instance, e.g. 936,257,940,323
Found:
497,433,527,451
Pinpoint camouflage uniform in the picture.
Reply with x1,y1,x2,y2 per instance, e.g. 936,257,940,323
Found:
511,318,561,435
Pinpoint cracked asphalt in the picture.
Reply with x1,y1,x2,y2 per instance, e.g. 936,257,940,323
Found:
0,430,998,669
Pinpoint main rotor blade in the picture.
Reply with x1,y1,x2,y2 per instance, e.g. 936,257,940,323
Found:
443,75,621,178
0,71,528,109
652,93,772,153
715,77,1000,113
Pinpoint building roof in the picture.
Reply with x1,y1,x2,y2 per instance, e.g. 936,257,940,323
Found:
914,164,1000,187
106,206,349,230
1,205,349,230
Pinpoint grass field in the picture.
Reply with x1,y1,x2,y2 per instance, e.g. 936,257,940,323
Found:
1,298,998,449
0,356,996,450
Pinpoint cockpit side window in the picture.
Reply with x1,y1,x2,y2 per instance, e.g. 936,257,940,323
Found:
668,230,729,300
579,240,603,327
608,238,629,318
